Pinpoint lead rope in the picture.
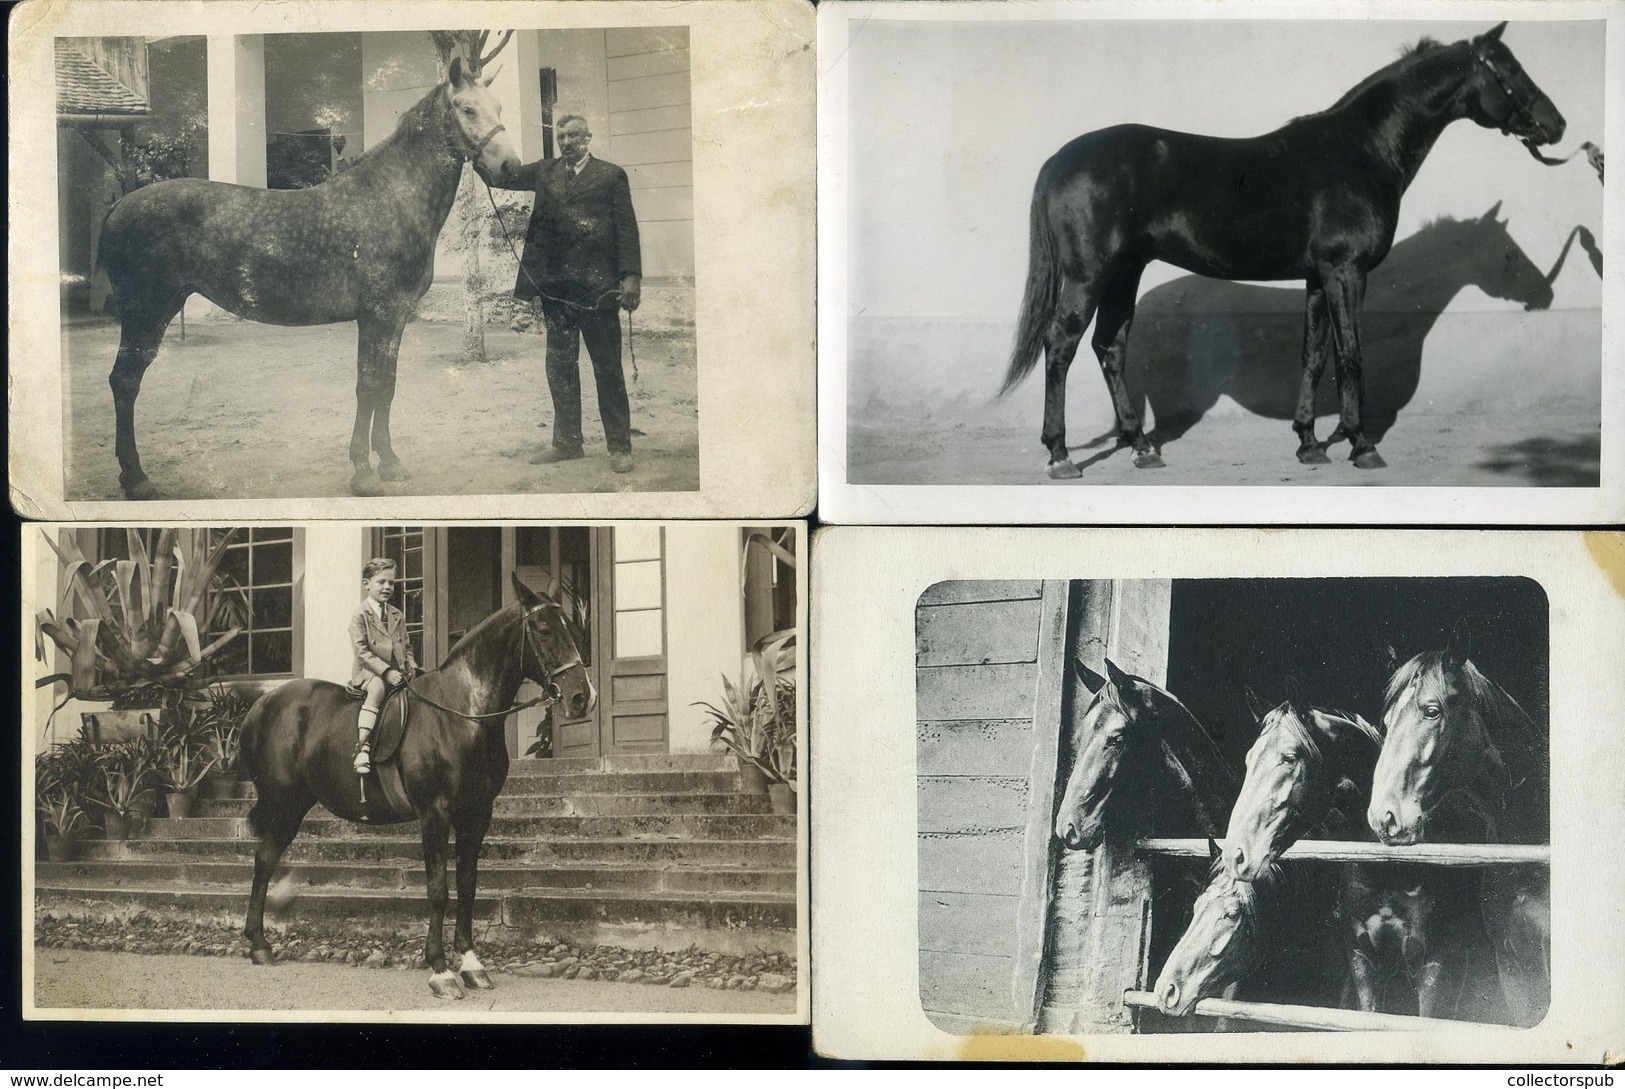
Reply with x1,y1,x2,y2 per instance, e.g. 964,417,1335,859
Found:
1522,139,1605,183
482,180,640,385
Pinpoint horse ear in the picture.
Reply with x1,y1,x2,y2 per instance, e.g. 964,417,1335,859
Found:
1481,200,1504,225
1446,618,1472,667
447,55,467,87
1479,21,1507,43
481,62,504,87
1103,657,1132,690
510,571,540,608
1073,658,1107,695
1244,686,1270,722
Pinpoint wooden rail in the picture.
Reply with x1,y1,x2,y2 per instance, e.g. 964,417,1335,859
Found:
1121,990,1517,1033
1136,838,1549,866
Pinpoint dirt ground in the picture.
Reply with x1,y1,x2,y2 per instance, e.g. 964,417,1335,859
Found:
32,948,797,1018
60,304,699,501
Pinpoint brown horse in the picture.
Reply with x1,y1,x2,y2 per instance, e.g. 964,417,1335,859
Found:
1003,23,1565,478
97,44,521,499
238,574,594,999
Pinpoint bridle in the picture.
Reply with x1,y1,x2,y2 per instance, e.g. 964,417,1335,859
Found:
1472,47,1547,143
443,84,507,164
400,599,584,722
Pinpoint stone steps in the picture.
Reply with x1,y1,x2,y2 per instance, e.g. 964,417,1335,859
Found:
35,753,799,954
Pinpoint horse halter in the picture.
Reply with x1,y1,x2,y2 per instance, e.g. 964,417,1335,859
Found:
518,599,586,705
1472,48,1548,144
442,85,507,164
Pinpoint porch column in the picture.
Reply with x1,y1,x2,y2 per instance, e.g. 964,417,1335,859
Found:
664,524,746,754
195,35,265,322
301,525,368,684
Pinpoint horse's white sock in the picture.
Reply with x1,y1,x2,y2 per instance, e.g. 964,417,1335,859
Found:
460,950,485,974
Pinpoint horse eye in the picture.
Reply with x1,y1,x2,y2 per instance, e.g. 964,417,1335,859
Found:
1422,704,1442,719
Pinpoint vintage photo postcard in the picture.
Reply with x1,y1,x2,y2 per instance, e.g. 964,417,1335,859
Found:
817,0,1623,524
9,0,814,520
22,520,806,1024
811,526,1625,1061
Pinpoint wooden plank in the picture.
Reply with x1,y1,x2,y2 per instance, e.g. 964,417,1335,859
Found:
919,834,1024,896
916,662,1037,722
1012,580,1070,1026
922,1011,1030,1035
611,127,693,169
919,891,1020,958
624,158,694,190
1138,838,1551,866
916,597,1042,667
918,776,1028,835
605,26,689,58
604,72,691,114
919,580,1042,607
1121,991,1518,1033
629,185,694,224
610,103,693,138
917,720,1034,777
920,950,1017,1021
607,47,690,82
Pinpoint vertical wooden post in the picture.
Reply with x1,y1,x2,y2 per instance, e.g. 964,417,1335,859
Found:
1037,580,1171,1033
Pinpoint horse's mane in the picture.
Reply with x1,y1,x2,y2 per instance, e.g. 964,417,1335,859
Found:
1293,35,1463,123
342,82,448,171
436,598,520,669
1137,680,1241,796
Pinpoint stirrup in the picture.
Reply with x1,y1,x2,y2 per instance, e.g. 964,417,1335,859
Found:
353,743,372,775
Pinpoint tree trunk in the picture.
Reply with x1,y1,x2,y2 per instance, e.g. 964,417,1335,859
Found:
457,171,488,363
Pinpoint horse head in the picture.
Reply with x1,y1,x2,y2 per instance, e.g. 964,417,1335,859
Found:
1369,622,1507,845
1462,22,1566,147
1155,861,1268,1017
444,54,521,177
1442,203,1554,312
1052,658,1159,852
512,572,596,721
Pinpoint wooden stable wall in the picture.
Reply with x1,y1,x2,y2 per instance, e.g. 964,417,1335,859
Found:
915,580,1067,1033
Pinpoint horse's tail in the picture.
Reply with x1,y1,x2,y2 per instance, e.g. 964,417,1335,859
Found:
1001,180,1061,396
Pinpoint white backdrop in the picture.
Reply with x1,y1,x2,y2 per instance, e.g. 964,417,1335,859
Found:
846,16,1604,321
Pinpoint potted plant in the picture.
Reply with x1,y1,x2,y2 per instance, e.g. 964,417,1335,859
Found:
695,629,798,805
159,729,214,819
92,752,148,841
192,684,252,799
38,790,90,862
34,528,248,737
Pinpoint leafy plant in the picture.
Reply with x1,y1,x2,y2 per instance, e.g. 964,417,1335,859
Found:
190,684,253,774
38,790,90,838
695,629,798,785
88,741,160,819
160,734,215,794
35,529,249,721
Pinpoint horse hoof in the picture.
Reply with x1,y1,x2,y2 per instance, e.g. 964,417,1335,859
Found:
461,969,495,990
1352,449,1388,469
1046,459,1082,480
428,972,465,1000
1297,445,1331,465
122,478,159,501
350,467,384,496
377,459,411,482
1133,450,1165,469
249,947,276,966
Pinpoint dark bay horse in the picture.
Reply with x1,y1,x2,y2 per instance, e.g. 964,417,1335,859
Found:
238,574,594,999
1053,658,1237,853
1003,22,1565,478
1369,629,1549,1026
1221,692,1485,1018
97,53,521,499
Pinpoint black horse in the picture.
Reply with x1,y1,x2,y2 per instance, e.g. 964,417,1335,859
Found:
1002,22,1565,478
97,43,521,499
238,574,594,999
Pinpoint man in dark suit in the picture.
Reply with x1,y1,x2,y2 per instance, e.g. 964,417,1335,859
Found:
478,113,642,473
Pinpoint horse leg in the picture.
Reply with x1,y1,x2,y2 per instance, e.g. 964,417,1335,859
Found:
242,796,312,965
420,806,462,999
1320,266,1386,469
1039,280,1098,479
1091,266,1159,468
1293,278,1333,464
348,313,403,496
368,315,411,483
109,301,184,500
452,806,495,990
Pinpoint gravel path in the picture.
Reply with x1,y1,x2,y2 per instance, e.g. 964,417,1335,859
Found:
32,948,800,1018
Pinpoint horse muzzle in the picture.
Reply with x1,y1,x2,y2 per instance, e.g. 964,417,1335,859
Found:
1368,802,1425,846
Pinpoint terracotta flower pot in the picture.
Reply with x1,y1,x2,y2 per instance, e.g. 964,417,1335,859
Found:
44,835,80,863
164,791,196,819
767,782,796,815
738,761,771,794
101,811,132,841
202,771,237,800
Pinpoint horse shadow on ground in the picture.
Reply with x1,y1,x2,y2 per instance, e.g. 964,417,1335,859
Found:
1071,208,1598,461
1474,433,1600,487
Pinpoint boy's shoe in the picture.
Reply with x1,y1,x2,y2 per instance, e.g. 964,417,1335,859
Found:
530,445,584,465
353,746,372,774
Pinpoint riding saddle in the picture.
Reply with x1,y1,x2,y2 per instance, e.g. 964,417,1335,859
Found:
345,684,415,820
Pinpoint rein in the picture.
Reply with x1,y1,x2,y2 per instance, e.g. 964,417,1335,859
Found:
399,601,581,722
480,168,641,383
1475,50,1605,183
